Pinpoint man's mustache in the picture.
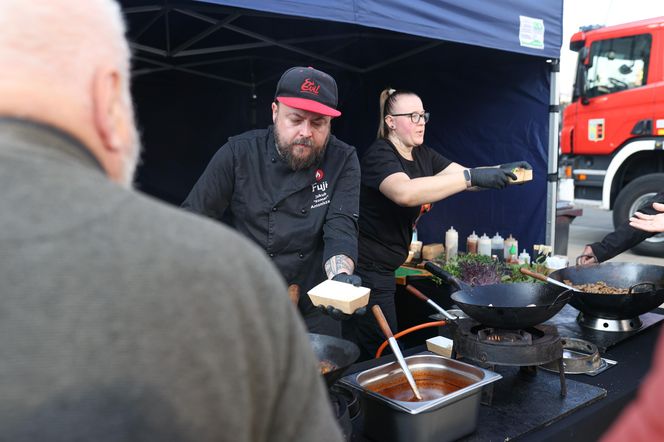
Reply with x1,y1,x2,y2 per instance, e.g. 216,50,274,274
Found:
291,138,313,147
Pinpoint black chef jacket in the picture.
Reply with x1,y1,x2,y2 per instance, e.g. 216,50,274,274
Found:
182,126,360,315
590,191,664,262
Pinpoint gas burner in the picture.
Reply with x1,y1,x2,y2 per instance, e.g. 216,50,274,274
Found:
452,320,566,403
475,327,539,344
455,322,562,366
577,312,643,332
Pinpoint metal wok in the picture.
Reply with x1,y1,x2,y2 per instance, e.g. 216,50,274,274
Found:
425,262,572,329
308,333,360,387
548,262,664,319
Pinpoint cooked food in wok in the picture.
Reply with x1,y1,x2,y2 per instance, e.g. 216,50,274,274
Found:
563,280,628,294
319,359,337,375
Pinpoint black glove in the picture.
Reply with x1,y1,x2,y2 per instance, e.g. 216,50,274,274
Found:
317,304,367,321
469,168,516,189
499,161,532,171
332,273,362,287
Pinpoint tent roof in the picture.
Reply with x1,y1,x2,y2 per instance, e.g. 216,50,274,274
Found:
196,0,563,59
122,0,561,88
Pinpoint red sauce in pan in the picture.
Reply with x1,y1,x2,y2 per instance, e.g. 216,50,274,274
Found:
366,370,474,402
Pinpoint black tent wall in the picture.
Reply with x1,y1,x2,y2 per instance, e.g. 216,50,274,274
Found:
131,36,550,252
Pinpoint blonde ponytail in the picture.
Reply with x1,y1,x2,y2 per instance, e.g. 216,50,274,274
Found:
377,88,395,139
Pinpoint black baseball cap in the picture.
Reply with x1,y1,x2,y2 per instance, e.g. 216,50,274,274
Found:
274,66,341,117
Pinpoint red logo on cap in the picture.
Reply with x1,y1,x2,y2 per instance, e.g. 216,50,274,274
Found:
301,78,320,95
315,169,324,181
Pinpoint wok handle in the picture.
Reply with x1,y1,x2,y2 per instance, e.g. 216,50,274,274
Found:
547,290,574,309
372,305,394,339
629,282,656,294
288,284,300,306
405,284,458,321
519,267,549,282
519,267,578,292
424,262,468,291
405,284,430,302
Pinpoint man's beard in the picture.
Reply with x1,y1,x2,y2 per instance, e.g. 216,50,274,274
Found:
274,126,328,171
120,97,144,189
121,125,143,189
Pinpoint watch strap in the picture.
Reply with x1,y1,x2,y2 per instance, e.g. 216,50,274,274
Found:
463,169,472,188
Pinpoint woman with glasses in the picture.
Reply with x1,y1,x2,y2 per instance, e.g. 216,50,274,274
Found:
342,88,531,360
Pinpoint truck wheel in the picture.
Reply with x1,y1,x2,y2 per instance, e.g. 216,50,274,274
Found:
613,173,664,257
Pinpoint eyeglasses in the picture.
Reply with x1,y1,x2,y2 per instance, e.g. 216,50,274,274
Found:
389,112,430,124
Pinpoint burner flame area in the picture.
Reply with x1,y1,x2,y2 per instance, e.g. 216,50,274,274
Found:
475,327,539,345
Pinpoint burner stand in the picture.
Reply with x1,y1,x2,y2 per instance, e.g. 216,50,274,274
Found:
577,312,643,332
453,321,566,404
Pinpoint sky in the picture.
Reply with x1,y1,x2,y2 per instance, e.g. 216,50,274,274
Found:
560,0,664,101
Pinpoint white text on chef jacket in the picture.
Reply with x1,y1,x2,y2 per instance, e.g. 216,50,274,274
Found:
311,181,330,209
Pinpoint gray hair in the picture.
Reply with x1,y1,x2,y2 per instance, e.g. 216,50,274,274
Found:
0,0,131,110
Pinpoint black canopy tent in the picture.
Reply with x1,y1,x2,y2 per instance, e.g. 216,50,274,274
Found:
121,0,563,252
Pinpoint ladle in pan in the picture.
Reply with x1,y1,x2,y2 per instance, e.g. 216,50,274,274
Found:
371,305,422,400
405,284,459,321
520,267,579,292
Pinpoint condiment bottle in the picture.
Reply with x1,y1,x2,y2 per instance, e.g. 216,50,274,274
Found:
491,232,504,261
478,233,492,256
466,231,479,254
445,226,458,262
518,249,531,265
504,234,518,262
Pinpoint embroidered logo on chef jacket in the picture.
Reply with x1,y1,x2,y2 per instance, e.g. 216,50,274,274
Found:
311,179,330,209
315,169,324,181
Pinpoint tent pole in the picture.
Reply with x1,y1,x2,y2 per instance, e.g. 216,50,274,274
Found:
546,59,560,250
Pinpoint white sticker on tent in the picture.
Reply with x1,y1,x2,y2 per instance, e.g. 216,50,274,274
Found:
519,16,545,50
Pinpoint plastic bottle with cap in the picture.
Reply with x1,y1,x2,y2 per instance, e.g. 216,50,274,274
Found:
504,234,518,262
478,233,492,256
491,233,504,261
445,226,458,262
518,249,531,265
466,231,479,254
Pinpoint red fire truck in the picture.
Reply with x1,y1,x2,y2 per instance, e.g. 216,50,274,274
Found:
560,17,664,256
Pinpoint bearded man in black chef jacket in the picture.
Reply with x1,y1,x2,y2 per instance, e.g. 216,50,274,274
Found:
183,66,362,336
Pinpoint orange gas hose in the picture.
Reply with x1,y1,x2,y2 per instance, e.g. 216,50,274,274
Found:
375,321,447,358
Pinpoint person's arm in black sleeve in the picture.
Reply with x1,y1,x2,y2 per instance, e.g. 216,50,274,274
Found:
584,192,664,263
322,149,360,276
181,143,235,221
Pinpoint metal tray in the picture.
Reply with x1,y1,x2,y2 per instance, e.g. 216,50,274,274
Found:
340,353,501,442
339,353,501,415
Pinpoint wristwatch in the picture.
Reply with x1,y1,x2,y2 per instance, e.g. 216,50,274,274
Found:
463,169,472,188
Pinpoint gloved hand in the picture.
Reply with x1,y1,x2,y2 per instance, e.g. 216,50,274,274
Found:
332,272,362,287
469,168,516,189
317,304,368,321
317,273,364,320
499,161,533,171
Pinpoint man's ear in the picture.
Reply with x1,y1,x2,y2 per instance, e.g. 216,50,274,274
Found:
271,102,278,124
92,67,125,153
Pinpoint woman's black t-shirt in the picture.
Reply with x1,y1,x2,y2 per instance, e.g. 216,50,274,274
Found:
358,138,452,271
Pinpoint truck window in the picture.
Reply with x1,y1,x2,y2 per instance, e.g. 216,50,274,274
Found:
586,34,651,99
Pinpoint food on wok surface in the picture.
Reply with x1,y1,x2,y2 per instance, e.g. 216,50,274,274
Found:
563,280,629,294
319,359,337,375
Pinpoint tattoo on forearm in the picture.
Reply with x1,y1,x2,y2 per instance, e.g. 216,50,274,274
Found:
325,254,355,279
